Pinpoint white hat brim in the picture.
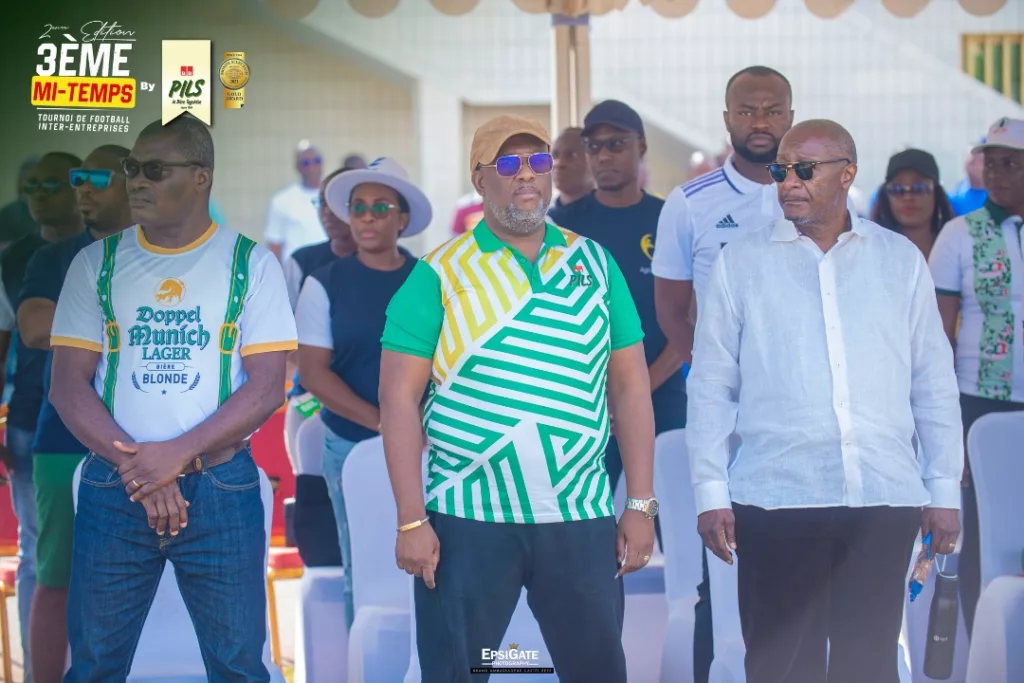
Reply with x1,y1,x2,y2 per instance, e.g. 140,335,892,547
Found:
324,170,433,238
972,141,1024,155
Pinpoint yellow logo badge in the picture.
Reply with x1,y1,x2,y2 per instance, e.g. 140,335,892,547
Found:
641,233,655,260
155,278,186,306
219,51,249,109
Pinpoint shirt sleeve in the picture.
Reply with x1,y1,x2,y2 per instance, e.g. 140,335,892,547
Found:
0,267,14,332
604,248,644,350
50,249,104,352
381,259,444,359
264,194,286,245
907,253,964,509
282,255,303,311
685,252,742,515
928,219,965,297
19,245,61,303
295,275,333,350
650,186,694,281
238,249,299,357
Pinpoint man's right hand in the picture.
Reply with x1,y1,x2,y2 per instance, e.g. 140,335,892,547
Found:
396,522,440,589
138,480,190,536
697,508,737,565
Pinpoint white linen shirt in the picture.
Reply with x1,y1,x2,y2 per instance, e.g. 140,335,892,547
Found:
687,212,964,515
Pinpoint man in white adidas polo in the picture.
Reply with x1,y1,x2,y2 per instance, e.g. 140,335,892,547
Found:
651,64,796,683
50,114,297,680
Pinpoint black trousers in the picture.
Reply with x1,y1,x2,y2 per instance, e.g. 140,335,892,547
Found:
414,512,626,683
958,392,1024,636
733,504,921,683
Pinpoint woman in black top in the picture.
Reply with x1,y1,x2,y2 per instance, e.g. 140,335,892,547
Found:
295,157,432,628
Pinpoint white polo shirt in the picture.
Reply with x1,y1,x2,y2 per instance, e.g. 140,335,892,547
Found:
265,182,324,260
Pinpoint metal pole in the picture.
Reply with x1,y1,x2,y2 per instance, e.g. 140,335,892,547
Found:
551,13,591,137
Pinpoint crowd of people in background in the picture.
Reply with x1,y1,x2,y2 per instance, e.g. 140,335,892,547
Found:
0,60,1019,682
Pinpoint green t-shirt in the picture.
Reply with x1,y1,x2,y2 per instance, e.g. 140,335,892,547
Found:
382,220,644,524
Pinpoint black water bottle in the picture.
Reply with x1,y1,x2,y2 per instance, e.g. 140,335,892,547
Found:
923,571,960,679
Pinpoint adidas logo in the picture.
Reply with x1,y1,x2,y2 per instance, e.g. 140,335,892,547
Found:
716,214,739,229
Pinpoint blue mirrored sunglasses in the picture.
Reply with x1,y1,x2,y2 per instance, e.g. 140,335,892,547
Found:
481,153,553,178
70,168,115,190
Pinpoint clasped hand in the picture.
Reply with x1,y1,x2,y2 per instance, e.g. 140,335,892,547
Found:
115,440,191,536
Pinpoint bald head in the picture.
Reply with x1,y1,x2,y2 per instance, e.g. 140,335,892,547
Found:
782,119,857,164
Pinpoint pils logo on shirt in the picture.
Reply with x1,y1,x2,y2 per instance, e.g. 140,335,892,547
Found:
568,263,594,287
154,278,186,306
640,233,655,260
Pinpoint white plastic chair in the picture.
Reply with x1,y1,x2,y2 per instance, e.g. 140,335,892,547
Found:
285,392,316,474
965,575,1024,683
654,429,702,683
342,436,412,683
292,411,348,683
70,458,283,682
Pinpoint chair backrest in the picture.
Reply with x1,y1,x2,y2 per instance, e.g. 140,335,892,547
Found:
71,460,284,682
342,436,416,613
296,412,326,476
967,411,1024,588
654,429,704,602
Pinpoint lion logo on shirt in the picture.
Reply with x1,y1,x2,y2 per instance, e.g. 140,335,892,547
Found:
154,278,186,306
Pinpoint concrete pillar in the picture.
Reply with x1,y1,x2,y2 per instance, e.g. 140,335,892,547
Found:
551,13,592,136
407,80,464,256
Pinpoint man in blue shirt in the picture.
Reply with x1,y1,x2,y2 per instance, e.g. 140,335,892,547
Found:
17,144,131,683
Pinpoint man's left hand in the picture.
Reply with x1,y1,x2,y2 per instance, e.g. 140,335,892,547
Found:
922,507,961,555
115,440,192,502
616,509,655,577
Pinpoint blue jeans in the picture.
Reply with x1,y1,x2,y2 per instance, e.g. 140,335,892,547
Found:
320,427,357,630
6,425,37,683
64,450,270,682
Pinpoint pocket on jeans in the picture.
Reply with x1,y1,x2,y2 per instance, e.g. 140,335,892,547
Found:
206,453,260,492
79,453,121,488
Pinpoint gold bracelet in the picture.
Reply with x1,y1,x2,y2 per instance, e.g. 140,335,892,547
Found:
398,516,429,533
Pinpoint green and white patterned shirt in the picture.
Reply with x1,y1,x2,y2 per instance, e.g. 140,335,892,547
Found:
381,220,644,523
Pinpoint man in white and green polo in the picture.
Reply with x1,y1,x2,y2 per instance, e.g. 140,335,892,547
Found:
379,114,658,683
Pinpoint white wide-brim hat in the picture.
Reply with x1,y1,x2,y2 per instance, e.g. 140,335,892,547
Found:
324,157,433,238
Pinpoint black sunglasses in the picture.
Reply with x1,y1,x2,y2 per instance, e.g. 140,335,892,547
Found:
583,136,633,155
122,157,203,182
23,178,67,195
767,158,850,183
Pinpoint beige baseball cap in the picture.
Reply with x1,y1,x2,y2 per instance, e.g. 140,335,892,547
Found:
469,115,551,175
973,117,1024,154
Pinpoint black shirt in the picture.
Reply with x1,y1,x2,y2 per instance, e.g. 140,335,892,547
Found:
549,192,685,425
1,233,50,432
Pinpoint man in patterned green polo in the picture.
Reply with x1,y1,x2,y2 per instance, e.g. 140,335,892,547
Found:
379,114,658,683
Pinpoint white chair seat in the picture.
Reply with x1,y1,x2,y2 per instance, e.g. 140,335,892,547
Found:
347,606,412,683
965,575,1024,683
294,567,348,683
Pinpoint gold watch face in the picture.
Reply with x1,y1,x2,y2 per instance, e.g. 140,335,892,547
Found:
647,498,659,518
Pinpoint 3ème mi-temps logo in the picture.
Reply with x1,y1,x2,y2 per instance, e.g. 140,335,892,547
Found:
31,21,155,133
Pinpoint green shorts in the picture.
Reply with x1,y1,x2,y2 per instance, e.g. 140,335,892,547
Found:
34,453,87,588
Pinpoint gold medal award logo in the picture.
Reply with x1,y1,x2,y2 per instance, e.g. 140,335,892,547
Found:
219,52,249,109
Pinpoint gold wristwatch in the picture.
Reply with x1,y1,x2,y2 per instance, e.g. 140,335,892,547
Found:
625,496,659,520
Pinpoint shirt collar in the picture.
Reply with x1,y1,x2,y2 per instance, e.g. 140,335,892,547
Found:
770,209,870,242
722,154,771,195
985,199,1021,226
472,219,567,253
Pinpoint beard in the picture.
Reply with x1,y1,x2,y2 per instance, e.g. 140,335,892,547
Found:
731,133,779,165
486,194,549,235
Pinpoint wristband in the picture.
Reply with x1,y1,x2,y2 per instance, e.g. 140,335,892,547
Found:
398,516,429,533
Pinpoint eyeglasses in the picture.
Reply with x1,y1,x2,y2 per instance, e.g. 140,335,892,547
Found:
122,157,203,182
885,182,933,198
766,158,851,183
349,201,398,220
23,178,66,195
299,156,323,168
584,137,632,155
70,168,117,190
480,153,553,178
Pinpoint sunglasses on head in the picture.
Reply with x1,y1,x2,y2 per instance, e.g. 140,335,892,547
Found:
70,168,116,190
23,178,66,195
349,201,398,220
299,156,323,168
885,182,933,197
766,158,850,183
480,153,553,178
584,137,632,155
122,157,202,182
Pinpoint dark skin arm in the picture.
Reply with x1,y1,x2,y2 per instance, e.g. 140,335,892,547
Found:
299,345,380,432
17,298,56,350
654,277,695,365
648,344,683,393
380,350,439,589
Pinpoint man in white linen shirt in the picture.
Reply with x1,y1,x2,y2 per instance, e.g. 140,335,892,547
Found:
687,119,963,683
